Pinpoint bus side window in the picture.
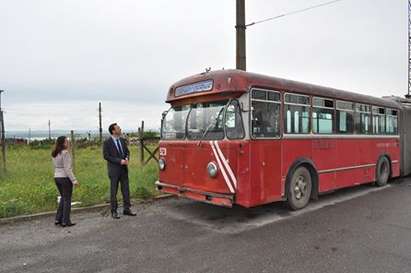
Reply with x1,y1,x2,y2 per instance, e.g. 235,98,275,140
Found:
339,112,347,132
372,106,385,135
251,89,281,138
312,97,334,134
385,109,398,135
284,94,310,134
372,115,379,134
285,110,290,133
294,111,300,132
353,104,372,135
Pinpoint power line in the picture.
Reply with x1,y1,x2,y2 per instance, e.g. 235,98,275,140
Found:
246,0,345,27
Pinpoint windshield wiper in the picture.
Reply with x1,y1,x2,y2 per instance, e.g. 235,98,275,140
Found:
197,102,229,147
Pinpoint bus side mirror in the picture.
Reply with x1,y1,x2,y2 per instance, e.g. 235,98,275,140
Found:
161,111,168,120
160,110,169,138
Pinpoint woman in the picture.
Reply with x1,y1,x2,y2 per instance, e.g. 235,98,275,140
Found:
51,136,79,227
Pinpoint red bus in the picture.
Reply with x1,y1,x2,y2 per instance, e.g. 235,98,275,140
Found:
156,70,411,210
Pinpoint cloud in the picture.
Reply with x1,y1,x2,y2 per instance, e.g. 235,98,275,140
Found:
0,0,407,130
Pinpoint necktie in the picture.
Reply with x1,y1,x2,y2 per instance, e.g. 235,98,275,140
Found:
116,139,124,156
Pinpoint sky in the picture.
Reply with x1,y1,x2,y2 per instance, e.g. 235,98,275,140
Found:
0,0,407,131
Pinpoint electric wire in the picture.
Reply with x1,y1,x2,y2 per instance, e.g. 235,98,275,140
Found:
246,0,346,27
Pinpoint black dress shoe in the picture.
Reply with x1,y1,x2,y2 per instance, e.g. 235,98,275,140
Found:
111,211,120,219
61,222,76,227
123,210,136,216
55,221,62,226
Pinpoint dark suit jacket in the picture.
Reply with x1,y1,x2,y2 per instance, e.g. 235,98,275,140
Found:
103,137,130,177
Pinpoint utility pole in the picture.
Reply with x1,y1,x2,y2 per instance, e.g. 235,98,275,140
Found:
48,120,51,140
236,0,247,71
407,0,411,99
98,102,103,143
0,90,5,172
70,130,75,172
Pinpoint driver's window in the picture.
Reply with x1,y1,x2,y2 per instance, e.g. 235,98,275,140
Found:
225,105,236,129
225,100,245,139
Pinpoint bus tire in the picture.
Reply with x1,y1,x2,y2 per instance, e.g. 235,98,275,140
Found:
287,166,312,210
375,156,390,187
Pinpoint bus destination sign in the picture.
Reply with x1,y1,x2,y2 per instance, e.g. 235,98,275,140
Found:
175,80,213,96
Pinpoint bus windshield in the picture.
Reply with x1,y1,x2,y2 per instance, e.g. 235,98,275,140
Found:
161,100,244,140
161,105,190,140
187,101,227,140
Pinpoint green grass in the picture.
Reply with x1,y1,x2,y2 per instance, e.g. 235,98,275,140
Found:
0,144,159,218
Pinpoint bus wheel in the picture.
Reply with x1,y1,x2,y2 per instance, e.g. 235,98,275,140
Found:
375,156,390,187
287,166,312,210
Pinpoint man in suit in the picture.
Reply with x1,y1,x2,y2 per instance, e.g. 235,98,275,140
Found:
103,123,136,219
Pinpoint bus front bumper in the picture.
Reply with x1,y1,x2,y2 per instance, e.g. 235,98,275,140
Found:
155,181,234,207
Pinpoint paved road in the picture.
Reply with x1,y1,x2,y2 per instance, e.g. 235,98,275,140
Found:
1,177,411,273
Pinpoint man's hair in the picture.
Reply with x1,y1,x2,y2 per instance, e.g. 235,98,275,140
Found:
108,123,117,135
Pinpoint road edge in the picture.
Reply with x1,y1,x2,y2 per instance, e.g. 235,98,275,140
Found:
0,194,174,225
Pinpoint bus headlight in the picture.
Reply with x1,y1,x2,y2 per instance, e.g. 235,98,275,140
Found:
159,159,166,171
207,162,218,178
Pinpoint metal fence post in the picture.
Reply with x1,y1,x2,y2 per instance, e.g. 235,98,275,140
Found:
70,130,75,172
0,111,6,173
139,121,144,165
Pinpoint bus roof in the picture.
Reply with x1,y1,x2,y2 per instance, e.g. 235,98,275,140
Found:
167,69,400,109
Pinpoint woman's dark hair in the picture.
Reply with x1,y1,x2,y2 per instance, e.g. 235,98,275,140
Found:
51,136,67,158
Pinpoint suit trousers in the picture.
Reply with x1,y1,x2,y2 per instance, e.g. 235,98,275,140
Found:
109,169,131,212
55,177,73,224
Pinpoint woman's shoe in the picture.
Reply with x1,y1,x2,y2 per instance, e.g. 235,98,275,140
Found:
61,222,76,227
55,221,62,226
